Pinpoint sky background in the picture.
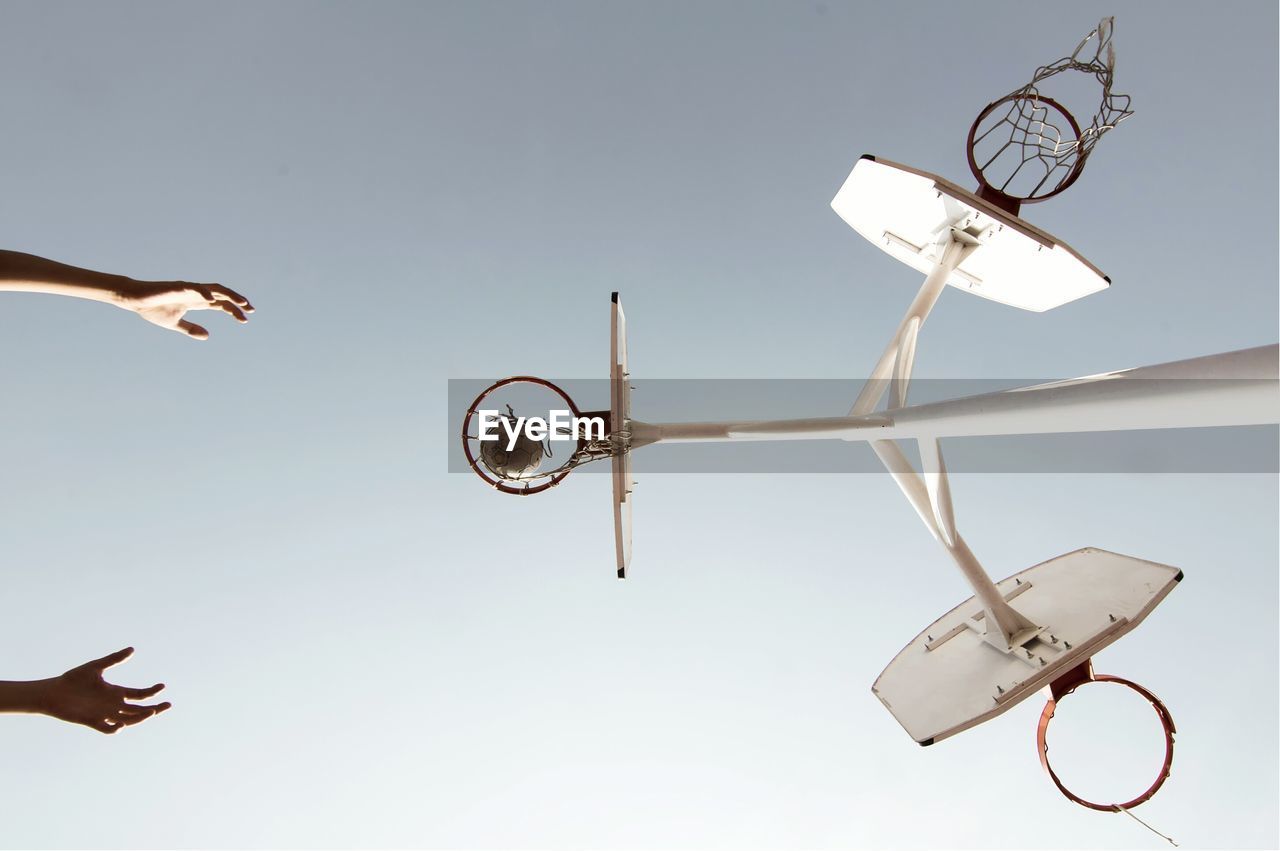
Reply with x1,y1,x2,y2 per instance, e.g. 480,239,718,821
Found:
1,2,1276,848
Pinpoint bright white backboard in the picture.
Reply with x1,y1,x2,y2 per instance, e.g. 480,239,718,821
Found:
831,156,1110,312
611,292,632,579
873,547,1182,745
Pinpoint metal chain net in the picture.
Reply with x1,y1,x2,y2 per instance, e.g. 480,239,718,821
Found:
478,430,621,488
971,17,1134,201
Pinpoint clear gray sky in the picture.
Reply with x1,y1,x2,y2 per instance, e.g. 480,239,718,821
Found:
1,2,1276,848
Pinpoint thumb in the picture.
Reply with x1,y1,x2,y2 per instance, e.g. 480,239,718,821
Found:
176,319,209,340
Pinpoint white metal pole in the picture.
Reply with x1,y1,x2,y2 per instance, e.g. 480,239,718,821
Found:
630,345,1279,445
849,235,972,416
869,438,1037,647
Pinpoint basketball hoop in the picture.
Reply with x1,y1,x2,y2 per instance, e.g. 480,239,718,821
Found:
460,376,618,496
967,17,1134,214
1037,659,1176,812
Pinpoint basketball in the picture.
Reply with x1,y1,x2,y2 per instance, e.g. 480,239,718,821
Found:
479,420,544,480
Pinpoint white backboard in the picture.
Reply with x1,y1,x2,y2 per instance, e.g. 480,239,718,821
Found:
832,156,1110,312
611,292,633,579
873,547,1182,745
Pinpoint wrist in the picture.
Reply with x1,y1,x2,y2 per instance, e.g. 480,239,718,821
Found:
107,276,141,307
0,678,52,714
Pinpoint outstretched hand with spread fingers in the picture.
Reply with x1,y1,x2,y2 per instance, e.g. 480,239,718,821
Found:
37,647,171,734
0,250,254,340
118,280,255,340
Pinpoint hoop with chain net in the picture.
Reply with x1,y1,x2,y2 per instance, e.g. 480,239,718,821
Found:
460,376,620,496
967,17,1134,214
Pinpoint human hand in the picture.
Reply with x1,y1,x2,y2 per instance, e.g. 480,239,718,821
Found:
36,647,170,734
117,280,254,340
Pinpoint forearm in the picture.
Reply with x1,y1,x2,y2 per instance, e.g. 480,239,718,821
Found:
0,250,132,306
0,679,49,714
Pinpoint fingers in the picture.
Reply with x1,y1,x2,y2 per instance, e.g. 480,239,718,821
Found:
196,283,254,313
210,285,254,313
176,319,209,340
114,682,165,700
213,300,249,323
117,702,171,726
85,701,171,734
87,647,134,671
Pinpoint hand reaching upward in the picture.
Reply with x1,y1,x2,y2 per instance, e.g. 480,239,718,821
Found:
117,280,254,340
0,249,254,340
35,648,171,734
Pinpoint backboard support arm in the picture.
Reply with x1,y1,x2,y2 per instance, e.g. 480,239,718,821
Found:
851,236,1038,650
876,437,1038,649
850,232,975,416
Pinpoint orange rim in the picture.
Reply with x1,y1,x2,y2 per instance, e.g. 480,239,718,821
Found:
460,376,587,496
1036,661,1176,812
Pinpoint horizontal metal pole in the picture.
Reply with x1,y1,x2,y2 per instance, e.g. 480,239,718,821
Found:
630,344,1279,446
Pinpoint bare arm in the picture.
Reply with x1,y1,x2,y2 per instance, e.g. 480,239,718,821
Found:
0,249,254,339
0,648,170,733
